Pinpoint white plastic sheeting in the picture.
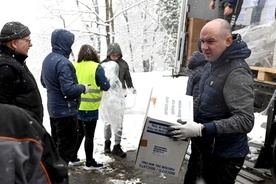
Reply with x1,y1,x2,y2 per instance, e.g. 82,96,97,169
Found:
234,20,276,67
100,61,126,135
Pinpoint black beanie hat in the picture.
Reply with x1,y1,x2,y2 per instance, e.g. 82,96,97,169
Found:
0,21,31,42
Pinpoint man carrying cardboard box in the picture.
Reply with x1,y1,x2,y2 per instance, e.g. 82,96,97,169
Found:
168,19,254,184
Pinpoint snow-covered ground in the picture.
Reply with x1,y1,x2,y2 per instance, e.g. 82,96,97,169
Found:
34,69,267,165
38,71,189,164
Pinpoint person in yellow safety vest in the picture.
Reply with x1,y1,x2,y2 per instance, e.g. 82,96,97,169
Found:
70,44,110,170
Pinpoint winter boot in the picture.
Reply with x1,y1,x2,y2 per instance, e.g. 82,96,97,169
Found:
104,140,111,153
69,157,81,166
83,159,103,170
111,144,127,157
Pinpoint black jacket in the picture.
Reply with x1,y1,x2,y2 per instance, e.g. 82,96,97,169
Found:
186,51,208,97
0,45,43,124
0,103,68,184
102,43,134,89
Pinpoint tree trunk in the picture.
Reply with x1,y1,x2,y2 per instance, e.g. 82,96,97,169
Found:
110,0,115,43
105,0,111,46
122,11,134,72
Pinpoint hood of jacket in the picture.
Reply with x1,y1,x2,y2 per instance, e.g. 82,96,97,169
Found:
51,29,74,59
217,34,251,62
107,43,123,59
188,51,208,70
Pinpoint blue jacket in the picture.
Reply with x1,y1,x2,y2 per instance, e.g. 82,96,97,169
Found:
41,29,85,118
194,34,254,158
186,51,208,97
219,0,237,4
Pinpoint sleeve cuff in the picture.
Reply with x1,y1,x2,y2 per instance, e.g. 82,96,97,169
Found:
203,122,216,136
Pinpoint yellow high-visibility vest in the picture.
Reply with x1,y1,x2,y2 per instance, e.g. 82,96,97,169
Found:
73,61,102,111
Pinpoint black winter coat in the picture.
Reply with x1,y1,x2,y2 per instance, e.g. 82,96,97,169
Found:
186,51,208,97
0,45,43,124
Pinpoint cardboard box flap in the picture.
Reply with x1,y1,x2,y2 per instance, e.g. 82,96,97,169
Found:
149,91,193,124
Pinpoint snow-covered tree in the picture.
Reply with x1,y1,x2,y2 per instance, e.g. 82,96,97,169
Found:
35,0,181,72
155,0,180,70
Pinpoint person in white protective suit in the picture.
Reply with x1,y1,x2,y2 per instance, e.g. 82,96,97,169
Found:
100,60,127,157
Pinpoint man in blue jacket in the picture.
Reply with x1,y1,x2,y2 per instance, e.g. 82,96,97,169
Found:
41,29,89,164
169,19,254,184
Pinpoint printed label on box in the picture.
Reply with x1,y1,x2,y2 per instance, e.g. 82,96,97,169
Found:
146,121,170,137
152,145,168,157
138,160,177,176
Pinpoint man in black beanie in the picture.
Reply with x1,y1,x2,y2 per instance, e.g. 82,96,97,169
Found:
0,21,43,123
0,22,69,184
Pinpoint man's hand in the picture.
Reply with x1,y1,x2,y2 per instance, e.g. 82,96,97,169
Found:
209,0,216,10
224,6,234,15
168,121,202,140
84,84,91,93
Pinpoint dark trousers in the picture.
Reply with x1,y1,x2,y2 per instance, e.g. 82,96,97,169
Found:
83,120,97,162
71,120,85,161
184,144,245,184
50,115,78,164
184,140,201,184
218,0,244,29
201,155,245,184
72,120,97,162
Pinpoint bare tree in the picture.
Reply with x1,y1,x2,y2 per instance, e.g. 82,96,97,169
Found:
105,0,111,46
156,0,180,66
109,0,115,43
39,0,180,72
118,0,134,71
75,0,103,52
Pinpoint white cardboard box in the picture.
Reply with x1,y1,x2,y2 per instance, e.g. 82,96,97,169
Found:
135,88,193,177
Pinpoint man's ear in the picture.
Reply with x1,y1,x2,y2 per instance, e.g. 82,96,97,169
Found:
225,35,232,47
10,40,18,50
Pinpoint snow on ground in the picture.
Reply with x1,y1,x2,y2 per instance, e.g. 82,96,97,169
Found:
38,70,189,164
35,69,267,166
249,113,267,145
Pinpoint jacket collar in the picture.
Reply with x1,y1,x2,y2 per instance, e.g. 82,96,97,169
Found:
0,45,27,64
